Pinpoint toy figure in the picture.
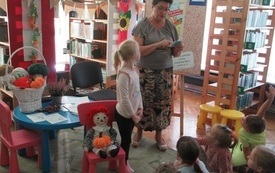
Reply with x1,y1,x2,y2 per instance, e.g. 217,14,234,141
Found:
0,65,14,88
83,106,120,159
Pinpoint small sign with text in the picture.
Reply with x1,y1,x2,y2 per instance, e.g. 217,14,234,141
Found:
173,51,195,71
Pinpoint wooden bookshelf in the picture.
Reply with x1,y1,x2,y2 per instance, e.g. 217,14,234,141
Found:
0,0,10,65
0,0,15,112
68,2,116,88
201,0,275,111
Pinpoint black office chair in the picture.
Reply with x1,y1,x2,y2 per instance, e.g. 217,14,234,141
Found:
70,61,116,101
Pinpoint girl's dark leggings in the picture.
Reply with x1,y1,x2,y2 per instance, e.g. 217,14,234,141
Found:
114,109,135,162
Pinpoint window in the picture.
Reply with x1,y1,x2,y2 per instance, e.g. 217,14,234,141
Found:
54,3,70,71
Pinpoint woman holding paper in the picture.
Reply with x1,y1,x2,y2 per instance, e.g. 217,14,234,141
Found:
132,0,183,151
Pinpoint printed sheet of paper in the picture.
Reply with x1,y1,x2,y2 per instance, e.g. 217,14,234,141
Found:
173,51,195,71
27,112,67,124
43,113,68,124
26,113,47,123
61,96,89,115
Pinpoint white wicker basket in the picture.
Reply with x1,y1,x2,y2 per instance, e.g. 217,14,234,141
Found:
5,46,47,113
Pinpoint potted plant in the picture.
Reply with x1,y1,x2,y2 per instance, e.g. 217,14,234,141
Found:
46,78,69,104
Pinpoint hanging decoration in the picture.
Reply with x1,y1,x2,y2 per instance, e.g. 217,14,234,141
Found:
29,0,38,29
118,12,131,31
29,0,40,63
109,0,119,7
118,0,131,12
117,0,131,44
50,0,61,9
95,3,102,18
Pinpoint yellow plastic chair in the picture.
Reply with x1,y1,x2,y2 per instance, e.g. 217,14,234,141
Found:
197,103,222,129
220,109,245,135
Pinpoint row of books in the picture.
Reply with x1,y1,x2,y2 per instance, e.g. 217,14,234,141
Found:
245,31,266,48
70,40,93,58
0,46,9,65
70,22,94,39
241,52,258,70
70,39,102,58
236,91,254,110
238,71,259,90
246,10,268,27
70,21,106,40
250,0,275,6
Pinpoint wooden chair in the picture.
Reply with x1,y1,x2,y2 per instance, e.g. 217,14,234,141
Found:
0,100,42,173
77,100,126,173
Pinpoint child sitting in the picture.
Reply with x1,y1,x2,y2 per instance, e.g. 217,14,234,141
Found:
174,136,209,173
247,145,275,173
197,124,238,173
232,85,275,170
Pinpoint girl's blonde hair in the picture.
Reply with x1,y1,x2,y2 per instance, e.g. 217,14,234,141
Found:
113,39,140,73
252,145,275,173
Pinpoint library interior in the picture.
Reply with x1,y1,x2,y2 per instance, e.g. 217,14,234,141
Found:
0,0,275,173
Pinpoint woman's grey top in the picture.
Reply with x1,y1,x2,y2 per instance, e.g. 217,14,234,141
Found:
132,17,179,69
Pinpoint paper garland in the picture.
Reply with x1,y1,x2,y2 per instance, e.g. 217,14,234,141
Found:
117,0,131,44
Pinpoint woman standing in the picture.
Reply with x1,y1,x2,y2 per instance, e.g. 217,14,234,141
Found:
132,0,183,151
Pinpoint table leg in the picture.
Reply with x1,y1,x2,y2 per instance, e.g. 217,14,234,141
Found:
42,130,51,173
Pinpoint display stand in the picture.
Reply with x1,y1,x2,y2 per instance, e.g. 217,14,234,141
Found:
172,71,185,135
172,51,195,135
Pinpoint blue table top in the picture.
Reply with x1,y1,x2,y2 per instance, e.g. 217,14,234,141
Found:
13,103,81,131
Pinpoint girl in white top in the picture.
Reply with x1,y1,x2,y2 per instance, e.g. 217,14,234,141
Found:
114,40,143,173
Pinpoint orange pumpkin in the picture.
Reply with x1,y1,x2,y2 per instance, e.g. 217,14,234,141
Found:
34,76,44,84
93,132,111,149
30,77,44,89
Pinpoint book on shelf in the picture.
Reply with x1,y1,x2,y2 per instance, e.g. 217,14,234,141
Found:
251,0,275,6
84,22,94,40
241,52,258,71
238,71,259,91
0,46,8,65
0,46,4,65
236,91,254,110
245,31,266,49
246,10,268,28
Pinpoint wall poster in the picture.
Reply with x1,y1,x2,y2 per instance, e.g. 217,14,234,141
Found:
189,0,207,6
168,0,186,40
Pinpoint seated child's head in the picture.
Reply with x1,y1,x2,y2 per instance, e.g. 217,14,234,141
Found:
175,136,200,165
154,162,178,173
207,124,238,149
242,114,265,134
247,145,275,173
